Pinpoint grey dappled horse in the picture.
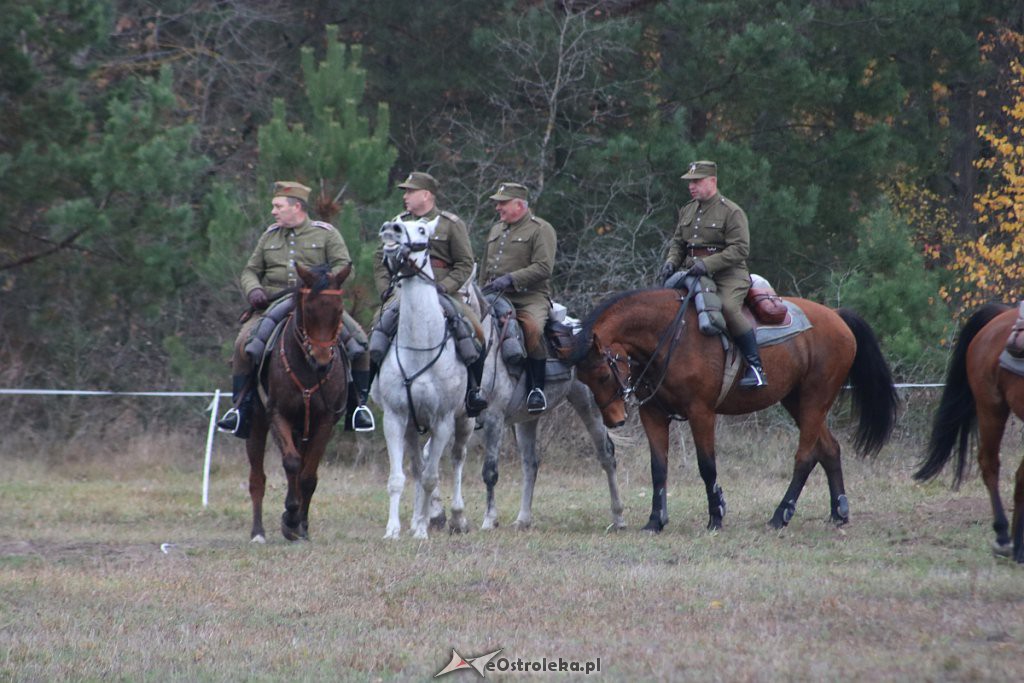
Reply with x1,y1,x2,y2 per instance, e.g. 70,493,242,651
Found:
475,302,626,531
371,216,473,539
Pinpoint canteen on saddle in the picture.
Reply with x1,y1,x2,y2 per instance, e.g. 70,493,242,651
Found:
368,293,482,367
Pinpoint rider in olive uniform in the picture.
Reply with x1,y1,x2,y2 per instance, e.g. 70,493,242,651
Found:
370,172,488,415
217,181,375,437
659,161,767,387
480,182,557,413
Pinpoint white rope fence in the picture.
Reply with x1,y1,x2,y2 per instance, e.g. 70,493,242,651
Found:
1,383,945,508
0,388,224,508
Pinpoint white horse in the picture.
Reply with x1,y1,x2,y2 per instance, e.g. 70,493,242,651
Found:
372,216,473,539
476,302,626,531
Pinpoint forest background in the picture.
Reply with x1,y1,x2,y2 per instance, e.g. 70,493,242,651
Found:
3,0,1024,433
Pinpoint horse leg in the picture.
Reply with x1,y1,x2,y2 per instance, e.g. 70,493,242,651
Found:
417,438,447,531
512,420,540,530
294,422,333,541
447,416,473,534
1013,460,1024,563
639,407,672,533
269,414,305,541
687,409,726,531
771,398,824,530
382,411,411,540
815,428,849,525
480,413,506,530
567,381,625,531
413,419,454,539
975,404,1012,555
245,415,269,543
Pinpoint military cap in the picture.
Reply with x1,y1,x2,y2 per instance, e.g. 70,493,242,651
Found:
397,171,439,194
489,182,529,201
680,160,718,180
273,181,311,203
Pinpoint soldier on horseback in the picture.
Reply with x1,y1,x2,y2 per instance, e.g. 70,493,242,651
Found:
368,172,488,417
217,181,375,437
480,182,557,413
658,160,767,388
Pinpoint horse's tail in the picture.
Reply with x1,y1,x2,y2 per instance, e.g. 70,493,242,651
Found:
836,308,899,457
914,303,1008,487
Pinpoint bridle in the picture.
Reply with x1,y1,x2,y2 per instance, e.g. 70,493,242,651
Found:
279,286,346,442
591,286,695,412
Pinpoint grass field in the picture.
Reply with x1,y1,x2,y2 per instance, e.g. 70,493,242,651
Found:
1,408,1022,681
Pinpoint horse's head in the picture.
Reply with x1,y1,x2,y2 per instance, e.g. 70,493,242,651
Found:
572,332,631,428
379,215,440,278
294,263,351,371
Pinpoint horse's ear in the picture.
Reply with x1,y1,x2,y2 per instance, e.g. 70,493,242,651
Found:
333,264,352,288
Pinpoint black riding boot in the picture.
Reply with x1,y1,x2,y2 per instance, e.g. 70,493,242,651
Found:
351,368,375,432
526,357,548,413
735,330,768,388
217,373,254,439
466,354,488,417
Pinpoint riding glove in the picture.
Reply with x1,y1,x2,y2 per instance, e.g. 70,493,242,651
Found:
482,274,514,294
658,261,675,285
686,259,707,278
247,288,269,310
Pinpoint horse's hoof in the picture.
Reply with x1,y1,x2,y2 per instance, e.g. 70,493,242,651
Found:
991,540,1013,558
768,517,788,530
641,520,664,534
250,534,266,544
830,514,850,527
481,517,498,531
707,519,723,531
510,519,532,531
605,520,627,533
449,514,469,535
429,513,447,531
383,528,401,540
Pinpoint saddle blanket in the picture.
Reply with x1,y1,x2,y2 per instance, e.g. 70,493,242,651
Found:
998,349,1024,378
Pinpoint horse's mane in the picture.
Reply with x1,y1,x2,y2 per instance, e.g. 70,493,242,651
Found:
568,288,660,364
297,263,334,296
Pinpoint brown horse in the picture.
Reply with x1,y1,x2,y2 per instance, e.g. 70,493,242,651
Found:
915,303,1024,563
568,288,898,532
245,262,352,543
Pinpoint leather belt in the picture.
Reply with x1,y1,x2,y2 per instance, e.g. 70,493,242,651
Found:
687,246,719,257
430,256,450,270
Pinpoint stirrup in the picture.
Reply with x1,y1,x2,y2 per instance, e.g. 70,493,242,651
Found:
216,408,241,434
739,365,767,388
526,388,548,414
352,404,376,432
466,389,488,417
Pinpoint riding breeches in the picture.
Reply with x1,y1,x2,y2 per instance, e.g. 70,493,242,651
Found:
513,301,550,360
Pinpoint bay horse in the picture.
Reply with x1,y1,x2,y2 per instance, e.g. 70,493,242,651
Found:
245,262,351,543
476,301,625,531
372,215,473,539
915,303,1024,562
568,288,898,532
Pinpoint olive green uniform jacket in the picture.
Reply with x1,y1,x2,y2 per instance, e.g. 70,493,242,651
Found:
480,211,556,339
373,208,475,297
667,192,753,337
241,218,351,298
233,217,365,374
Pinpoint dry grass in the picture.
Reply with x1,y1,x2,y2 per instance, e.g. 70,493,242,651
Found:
1,413,1022,681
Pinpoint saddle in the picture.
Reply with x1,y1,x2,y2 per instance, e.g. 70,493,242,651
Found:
367,292,483,367
486,294,575,382
1005,301,1024,358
